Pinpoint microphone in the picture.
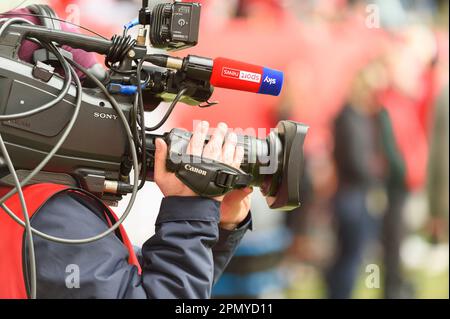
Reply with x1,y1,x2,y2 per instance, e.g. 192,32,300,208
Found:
147,54,284,96
209,57,283,96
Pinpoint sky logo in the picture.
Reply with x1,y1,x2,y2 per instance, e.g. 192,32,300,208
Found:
258,68,283,96
263,76,277,86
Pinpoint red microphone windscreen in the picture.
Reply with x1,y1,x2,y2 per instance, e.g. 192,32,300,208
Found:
210,57,264,93
210,57,283,96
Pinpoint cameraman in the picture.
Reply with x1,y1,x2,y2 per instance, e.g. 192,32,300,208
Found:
0,7,252,299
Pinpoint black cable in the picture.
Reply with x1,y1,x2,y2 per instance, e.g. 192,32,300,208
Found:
131,95,140,147
135,57,149,190
131,62,155,190
136,56,188,131
130,94,144,189
138,68,151,88
135,56,187,188
137,86,187,189
135,57,153,189
136,56,154,122
136,81,147,190
145,87,187,132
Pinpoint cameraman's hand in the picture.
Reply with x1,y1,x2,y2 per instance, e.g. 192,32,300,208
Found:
154,120,209,197
197,121,251,230
219,187,253,230
154,120,240,197
154,121,251,229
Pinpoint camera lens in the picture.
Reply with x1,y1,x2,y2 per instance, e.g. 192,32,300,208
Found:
145,121,308,210
237,132,283,197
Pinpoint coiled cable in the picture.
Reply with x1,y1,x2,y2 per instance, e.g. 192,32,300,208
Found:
105,34,136,74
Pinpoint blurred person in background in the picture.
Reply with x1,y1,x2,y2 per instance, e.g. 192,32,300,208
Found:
320,0,447,299
425,0,449,246
326,60,388,299
378,24,443,298
284,165,316,264
426,82,449,244
279,0,388,298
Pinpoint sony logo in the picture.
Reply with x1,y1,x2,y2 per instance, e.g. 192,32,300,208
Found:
5,118,31,128
94,112,118,120
184,164,207,176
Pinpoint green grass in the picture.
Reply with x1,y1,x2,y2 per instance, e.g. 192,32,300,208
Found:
408,268,449,299
285,264,449,299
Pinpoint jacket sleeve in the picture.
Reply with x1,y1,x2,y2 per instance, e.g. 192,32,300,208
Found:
29,191,250,299
211,214,252,285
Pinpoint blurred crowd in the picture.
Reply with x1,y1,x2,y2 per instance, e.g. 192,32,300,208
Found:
2,0,448,298
186,0,449,299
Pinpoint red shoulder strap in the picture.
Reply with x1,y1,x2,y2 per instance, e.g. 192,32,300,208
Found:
0,183,141,299
100,205,142,275
0,183,69,299
0,183,69,215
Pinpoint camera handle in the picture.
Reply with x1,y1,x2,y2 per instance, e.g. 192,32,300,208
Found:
166,154,252,197
146,129,253,197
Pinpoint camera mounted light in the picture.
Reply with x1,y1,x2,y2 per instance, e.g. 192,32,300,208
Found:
139,0,201,51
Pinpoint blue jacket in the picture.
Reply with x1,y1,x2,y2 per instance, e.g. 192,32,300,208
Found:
29,191,251,298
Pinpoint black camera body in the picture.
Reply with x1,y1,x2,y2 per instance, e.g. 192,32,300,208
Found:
0,56,131,203
0,1,308,210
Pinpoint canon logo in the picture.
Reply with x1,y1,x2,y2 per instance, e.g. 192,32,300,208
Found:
184,164,207,176
94,112,118,120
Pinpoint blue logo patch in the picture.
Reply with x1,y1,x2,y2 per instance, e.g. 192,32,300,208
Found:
257,67,283,96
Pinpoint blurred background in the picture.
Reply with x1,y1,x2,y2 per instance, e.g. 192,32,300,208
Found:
1,0,448,299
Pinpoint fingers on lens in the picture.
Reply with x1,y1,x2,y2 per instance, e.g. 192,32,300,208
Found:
222,132,237,165
203,122,227,160
233,145,245,169
188,121,209,156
